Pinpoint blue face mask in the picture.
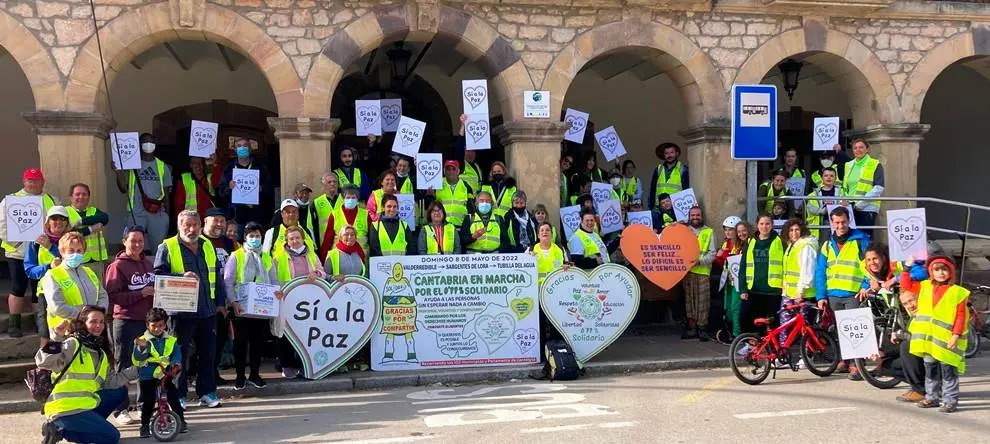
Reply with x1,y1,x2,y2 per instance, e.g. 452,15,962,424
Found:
64,253,84,268
478,202,492,214
246,238,262,249
344,198,358,210
236,146,250,158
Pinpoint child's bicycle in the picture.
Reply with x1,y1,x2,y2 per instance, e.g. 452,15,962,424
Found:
150,364,183,442
964,285,990,359
729,301,840,385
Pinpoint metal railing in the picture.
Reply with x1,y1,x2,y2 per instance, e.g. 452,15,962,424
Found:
755,195,990,284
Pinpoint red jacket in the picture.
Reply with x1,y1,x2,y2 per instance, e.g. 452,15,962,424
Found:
900,257,968,335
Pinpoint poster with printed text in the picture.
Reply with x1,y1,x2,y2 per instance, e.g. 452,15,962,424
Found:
370,254,541,370
598,199,624,235
355,100,382,136
563,108,589,144
834,307,879,360
380,99,402,133
464,113,491,150
392,116,426,158
3,195,44,242
670,188,698,222
231,168,260,205
813,117,840,151
416,153,443,190
188,120,219,158
886,208,927,262
461,79,489,115
593,126,627,162
110,132,141,170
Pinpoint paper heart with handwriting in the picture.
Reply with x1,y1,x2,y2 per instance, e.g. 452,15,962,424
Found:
466,120,488,143
600,206,622,228
398,124,421,147
839,316,872,348
562,212,581,232
815,123,837,145
381,104,401,126
281,277,381,379
8,203,42,233
418,159,441,182
115,139,138,165
357,106,380,127
890,216,925,252
620,223,700,290
598,133,619,153
565,115,586,135
192,127,216,151
513,328,538,354
591,188,611,203
509,297,534,320
475,312,515,354
235,175,259,195
463,86,487,110
673,196,696,217
540,264,640,363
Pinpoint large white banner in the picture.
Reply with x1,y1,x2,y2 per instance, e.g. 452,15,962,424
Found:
370,254,541,371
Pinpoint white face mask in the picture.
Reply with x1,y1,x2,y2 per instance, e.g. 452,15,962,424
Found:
289,245,306,254
610,178,621,187
141,142,156,154
820,159,833,168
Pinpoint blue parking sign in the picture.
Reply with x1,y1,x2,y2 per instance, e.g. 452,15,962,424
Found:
731,84,777,160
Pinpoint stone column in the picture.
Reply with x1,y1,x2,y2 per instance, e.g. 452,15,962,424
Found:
678,123,743,230
494,121,570,223
847,123,930,212
22,111,115,207
268,117,340,195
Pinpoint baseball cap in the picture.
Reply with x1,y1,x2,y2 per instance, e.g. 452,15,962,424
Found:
47,206,69,219
444,160,460,170
279,199,298,211
294,183,312,193
23,168,44,181
205,207,226,219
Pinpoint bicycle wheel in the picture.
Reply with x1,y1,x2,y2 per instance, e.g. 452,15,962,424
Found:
729,333,771,385
964,323,980,359
801,328,840,377
150,410,180,442
854,357,903,389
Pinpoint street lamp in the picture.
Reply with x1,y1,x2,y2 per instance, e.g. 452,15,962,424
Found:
387,41,412,85
778,58,803,100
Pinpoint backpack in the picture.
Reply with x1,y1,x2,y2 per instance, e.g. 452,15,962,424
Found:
542,340,580,381
25,342,82,404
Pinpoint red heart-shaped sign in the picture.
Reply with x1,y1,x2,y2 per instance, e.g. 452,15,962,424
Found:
620,223,700,290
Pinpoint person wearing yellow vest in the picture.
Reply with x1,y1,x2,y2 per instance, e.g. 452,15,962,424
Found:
740,214,784,335
65,183,109,268
271,225,326,379
27,207,74,346
532,222,569,287
38,231,108,348
716,217,745,338
620,160,643,203
503,191,539,254
458,114,483,193
370,194,414,257
114,133,171,253
153,210,226,408
313,172,343,244
0,167,59,338
263,199,318,257
842,138,885,237
809,150,844,191
567,209,609,270
779,218,819,355
221,222,275,390
173,157,219,220
394,156,417,195
35,305,138,444
131,308,186,437
780,148,807,181
560,154,574,206
324,224,367,278
902,257,969,413
656,193,678,230
533,204,561,246
320,185,370,258
431,160,473,227
682,206,716,342
805,167,842,240
759,170,794,217
648,142,689,211
480,161,517,217
418,201,461,255
368,169,401,223
461,191,504,254
814,205,870,378
334,145,371,201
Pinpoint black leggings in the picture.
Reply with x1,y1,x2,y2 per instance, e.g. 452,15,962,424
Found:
232,317,268,378
139,379,184,426
741,292,782,334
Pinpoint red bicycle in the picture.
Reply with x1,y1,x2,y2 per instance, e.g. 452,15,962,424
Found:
150,364,183,442
730,301,840,385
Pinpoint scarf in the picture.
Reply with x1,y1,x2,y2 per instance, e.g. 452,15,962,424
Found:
336,239,365,262
43,227,63,245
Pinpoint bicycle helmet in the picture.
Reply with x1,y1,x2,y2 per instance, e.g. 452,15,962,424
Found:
722,216,742,228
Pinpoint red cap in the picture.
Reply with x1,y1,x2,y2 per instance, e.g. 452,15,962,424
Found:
22,168,44,181
444,160,460,170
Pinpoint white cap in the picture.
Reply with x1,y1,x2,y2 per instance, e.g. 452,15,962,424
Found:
47,206,69,219
279,199,298,211
722,216,742,228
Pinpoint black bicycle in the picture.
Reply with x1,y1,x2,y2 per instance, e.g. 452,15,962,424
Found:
853,290,908,389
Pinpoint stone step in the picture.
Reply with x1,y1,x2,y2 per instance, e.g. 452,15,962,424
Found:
0,312,38,335
964,256,990,272
0,358,34,385
0,333,40,361
934,239,990,257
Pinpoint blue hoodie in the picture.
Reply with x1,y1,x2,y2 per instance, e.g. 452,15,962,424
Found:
815,229,870,300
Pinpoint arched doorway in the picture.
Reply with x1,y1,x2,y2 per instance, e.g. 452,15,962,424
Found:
0,47,40,193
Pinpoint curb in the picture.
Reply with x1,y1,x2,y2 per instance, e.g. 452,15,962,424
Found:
0,356,728,415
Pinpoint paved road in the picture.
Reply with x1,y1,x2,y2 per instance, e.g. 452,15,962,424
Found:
4,356,989,444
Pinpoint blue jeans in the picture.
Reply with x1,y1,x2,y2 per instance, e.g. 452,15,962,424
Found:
53,386,127,444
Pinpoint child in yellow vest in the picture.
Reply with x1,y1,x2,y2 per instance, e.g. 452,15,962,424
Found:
132,308,186,436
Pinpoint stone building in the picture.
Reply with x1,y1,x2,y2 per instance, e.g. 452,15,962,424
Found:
2,0,989,236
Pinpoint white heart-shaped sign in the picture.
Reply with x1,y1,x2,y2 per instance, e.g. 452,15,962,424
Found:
540,264,640,363
418,159,441,182
398,124,421,147
9,203,43,233
815,123,837,144
513,328,538,354
565,115,586,135
463,86,487,110
192,127,216,150
838,316,872,348
475,312,515,354
235,174,259,194
466,121,489,143
382,104,401,126
281,277,381,379
357,106,380,127
562,212,580,232
890,217,924,252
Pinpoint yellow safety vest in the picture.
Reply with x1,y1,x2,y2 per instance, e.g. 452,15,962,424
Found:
534,243,565,286
910,281,970,372
745,236,784,289
326,248,367,276
66,206,108,262
764,185,788,214
232,248,272,284
374,221,408,256
689,227,713,276
271,224,316,255
654,161,683,207
810,171,842,191
620,177,639,202
127,159,166,211
460,162,481,193
179,172,214,211
574,230,609,263
466,213,500,253
842,155,880,207
334,167,363,189
480,185,516,217
273,248,321,283
397,177,414,195
44,338,108,419
424,223,457,254
35,246,58,297
163,236,217,301
313,193,343,240
131,332,177,379
370,189,388,216
821,238,865,294
44,265,101,330
2,191,56,253
332,206,369,254
436,180,470,226
783,237,816,300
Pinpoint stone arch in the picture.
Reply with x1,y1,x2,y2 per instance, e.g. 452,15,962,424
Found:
0,10,63,109
64,2,303,115
303,3,534,119
902,29,988,122
542,20,727,125
734,23,899,126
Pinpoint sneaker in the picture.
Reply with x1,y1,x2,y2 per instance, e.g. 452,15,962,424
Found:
848,371,863,381
681,328,698,340
234,376,246,390
248,375,267,389
917,399,940,409
41,421,62,444
113,410,135,425
199,392,221,408
180,419,189,433
139,425,151,438
281,368,299,379
736,343,751,356
796,359,807,369
939,403,958,413
896,391,925,403
7,324,23,338
698,330,710,342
